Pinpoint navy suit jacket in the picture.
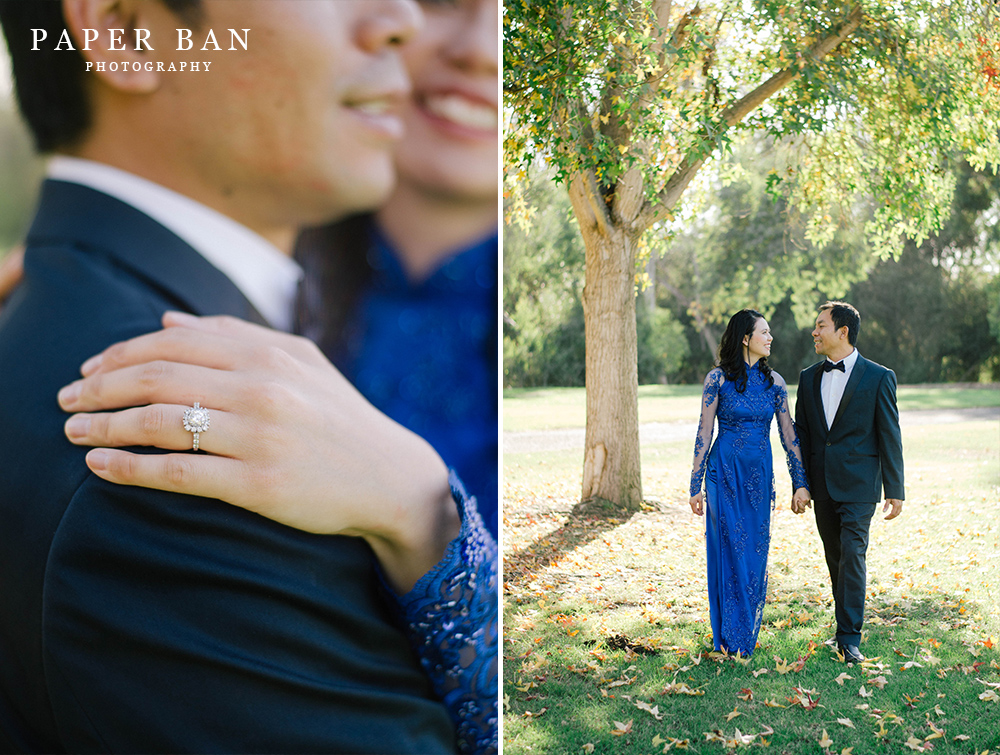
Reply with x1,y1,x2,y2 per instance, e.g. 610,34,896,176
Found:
794,352,905,504
0,180,455,753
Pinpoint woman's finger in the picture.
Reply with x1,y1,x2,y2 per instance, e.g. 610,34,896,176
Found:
163,311,327,366
81,326,255,377
65,404,241,457
85,448,248,502
60,361,238,413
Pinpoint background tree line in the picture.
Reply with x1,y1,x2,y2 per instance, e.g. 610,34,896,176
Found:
504,144,1000,387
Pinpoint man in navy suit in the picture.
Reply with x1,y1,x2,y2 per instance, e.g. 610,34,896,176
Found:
0,1,459,752
792,301,905,665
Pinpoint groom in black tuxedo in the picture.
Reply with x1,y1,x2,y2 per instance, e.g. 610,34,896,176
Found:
0,1,458,752
793,301,904,665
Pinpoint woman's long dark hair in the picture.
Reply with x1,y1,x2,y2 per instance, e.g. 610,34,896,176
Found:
293,214,376,361
717,309,773,392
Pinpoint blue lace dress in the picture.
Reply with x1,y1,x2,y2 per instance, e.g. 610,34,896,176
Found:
689,364,808,656
339,229,498,540
390,473,498,755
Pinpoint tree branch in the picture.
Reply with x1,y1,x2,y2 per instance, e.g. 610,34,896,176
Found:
639,4,865,229
719,4,864,129
569,169,613,238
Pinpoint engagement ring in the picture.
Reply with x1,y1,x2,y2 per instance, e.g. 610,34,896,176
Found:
182,402,211,451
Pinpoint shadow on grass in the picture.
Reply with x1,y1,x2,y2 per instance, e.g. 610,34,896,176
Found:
503,497,636,592
504,589,1000,755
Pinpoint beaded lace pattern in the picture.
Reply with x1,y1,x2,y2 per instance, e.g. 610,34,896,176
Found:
392,472,498,755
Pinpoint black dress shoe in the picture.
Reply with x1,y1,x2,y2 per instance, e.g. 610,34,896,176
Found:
839,644,864,664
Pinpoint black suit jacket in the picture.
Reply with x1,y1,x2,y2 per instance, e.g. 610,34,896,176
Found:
795,352,905,504
0,180,455,754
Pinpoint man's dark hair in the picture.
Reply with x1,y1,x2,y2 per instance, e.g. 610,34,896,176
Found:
819,300,861,346
0,0,201,152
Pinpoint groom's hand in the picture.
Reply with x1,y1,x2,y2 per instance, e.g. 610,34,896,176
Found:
791,487,811,514
883,498,903,520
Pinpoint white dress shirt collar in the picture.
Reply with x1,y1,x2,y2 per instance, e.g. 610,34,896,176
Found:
46,156,303,332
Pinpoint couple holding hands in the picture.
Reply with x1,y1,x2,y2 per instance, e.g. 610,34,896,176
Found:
689,301,905,664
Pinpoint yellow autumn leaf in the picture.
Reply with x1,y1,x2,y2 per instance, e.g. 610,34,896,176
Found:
819,729,834,748
837,718,855,728
726,707,741,722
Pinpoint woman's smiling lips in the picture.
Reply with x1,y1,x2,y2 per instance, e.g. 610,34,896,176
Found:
418,90,497,135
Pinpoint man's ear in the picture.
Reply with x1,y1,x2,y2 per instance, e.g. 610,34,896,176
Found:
62,0,161,93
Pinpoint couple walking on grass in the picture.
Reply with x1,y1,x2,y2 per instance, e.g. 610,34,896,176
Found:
689,301,905,664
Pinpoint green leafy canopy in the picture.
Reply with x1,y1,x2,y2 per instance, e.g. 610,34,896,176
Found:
504,0,1000,256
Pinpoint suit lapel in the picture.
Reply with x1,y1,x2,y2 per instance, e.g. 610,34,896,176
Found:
811,364,827,437
28,180,268,326
831,353,868,430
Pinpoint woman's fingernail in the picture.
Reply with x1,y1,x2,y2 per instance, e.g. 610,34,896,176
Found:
87,449,109,472
58,381,82,408
65,415,91,440
81,354,103,376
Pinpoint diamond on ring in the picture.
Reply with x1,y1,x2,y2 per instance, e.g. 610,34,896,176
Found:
182,402,210,451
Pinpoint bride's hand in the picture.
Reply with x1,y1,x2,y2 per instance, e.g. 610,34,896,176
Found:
57,311,460,592
689,492,704,516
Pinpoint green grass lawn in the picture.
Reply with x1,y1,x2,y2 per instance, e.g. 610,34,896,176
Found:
503,388,1000,754
503,383,1000,432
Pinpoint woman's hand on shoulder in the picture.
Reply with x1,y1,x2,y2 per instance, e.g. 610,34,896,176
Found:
57,311,460,592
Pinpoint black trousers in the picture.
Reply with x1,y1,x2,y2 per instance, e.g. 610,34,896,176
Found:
813,498,876,646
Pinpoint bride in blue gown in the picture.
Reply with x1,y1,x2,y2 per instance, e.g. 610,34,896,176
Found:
689,310,810,656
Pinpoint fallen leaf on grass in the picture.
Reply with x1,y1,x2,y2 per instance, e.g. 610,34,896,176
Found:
581,745,595,754
763,698,787,708
752,668,769,678
522,707,548,719
738,688,753,701
953,735,971,741
726,707,741,722
635,700,662,720
979,689,999,702
841,749,854,755
787,686,821,710
662,682,705,697
869,676,889,689
904,736,929,751
904,692,925,709
818,729,834,748
835,673,853,685
837,718,855,728
859,685,872,698
611,719,633,737
729,729,755,747
901,661,923,670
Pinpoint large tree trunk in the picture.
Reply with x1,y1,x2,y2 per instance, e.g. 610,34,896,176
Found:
578,223,643,509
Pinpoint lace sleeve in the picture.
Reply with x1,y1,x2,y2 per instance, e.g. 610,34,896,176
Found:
773,373,809,491
689,368,722,496
388,471,498,755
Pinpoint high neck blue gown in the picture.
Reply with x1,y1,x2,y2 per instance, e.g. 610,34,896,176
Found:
689,364,808,656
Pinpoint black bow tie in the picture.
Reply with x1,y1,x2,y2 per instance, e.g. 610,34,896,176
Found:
823,360,846,373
